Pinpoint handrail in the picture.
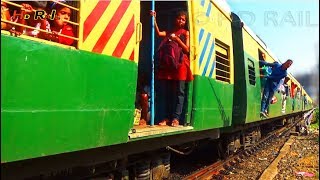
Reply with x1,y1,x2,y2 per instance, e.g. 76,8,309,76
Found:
2,0,24,9
51,0,79,11
216,53,229,62
1,30,76,49
216,68,230,75
1,19,79,41
215,61,230,68
216,74,230,81
61,19,79,26
150,0,155,126
1,0,79,26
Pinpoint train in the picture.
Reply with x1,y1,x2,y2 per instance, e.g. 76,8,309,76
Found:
1,0,314,179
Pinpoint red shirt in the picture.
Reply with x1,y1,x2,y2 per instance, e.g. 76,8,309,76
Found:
156,29,194,81
58,24,74,46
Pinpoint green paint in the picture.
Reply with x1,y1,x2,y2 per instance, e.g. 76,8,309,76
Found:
232,49,265,124
231,12,293,124
191,75,233,130
231,13,247,125
1,35,137,162
268,91,285,116
243,52,262,122
185,81,194,125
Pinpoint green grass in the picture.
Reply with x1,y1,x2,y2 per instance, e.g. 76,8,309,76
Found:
310,108,319,128
310,123,318,129
310,108,319,143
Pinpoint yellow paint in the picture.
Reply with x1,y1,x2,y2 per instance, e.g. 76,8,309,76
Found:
205,55,216,77
78,0,140,63
215,45,228,55
82,1,120,51
188,0,196,75
287,74,301,88
198,36,213,73
190,0,234,84
123,2,141,62
133,5,141,63
243,31,254,57
78,0,98,49
102,1,135,55
122,34,135,59
243,29,278,64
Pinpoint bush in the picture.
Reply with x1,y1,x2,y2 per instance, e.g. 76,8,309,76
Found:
311,108,319,128
314,108,319,124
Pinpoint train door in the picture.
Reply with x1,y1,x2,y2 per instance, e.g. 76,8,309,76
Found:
258,49,268,100
130,1,195,136
189,0,234,130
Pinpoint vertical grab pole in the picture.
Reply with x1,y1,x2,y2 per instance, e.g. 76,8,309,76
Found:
150,0,155,126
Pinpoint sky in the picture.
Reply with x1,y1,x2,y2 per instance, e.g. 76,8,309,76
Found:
226,0,319,76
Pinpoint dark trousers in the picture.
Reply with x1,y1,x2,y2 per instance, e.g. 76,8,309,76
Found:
303,101,307,110
261,80,275,113
156,80,186,123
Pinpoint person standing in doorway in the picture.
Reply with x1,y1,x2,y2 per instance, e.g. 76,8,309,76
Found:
150,10,193,127
260,52,272,114
260,53,272,91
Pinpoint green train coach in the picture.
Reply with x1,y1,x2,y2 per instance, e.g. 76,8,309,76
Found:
1,0,314,179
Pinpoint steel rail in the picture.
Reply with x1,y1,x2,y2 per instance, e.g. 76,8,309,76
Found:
183,112,311,180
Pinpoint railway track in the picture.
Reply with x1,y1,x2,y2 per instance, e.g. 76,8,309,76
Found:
11,111,313,180
182,113,313,180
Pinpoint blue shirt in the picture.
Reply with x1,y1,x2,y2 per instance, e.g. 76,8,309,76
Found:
259,61,288,91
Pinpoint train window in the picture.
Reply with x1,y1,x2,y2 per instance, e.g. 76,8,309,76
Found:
258,49,265,80
247,58,256,86
215,39,230,83
1,0,79,48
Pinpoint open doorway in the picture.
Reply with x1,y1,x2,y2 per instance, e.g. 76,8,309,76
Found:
134,1,190,128
258,49,270,91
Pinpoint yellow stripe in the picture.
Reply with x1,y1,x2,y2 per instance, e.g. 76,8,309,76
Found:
133,0,140,63
193,28,201,75
102,2,134,55
199,53,209,75
199,37,213,75
197,37,205,74
204,0,210,11
122,33,135,59
205,54,215,77
81,0,99,24
78,0,98,49
83,1,121,51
